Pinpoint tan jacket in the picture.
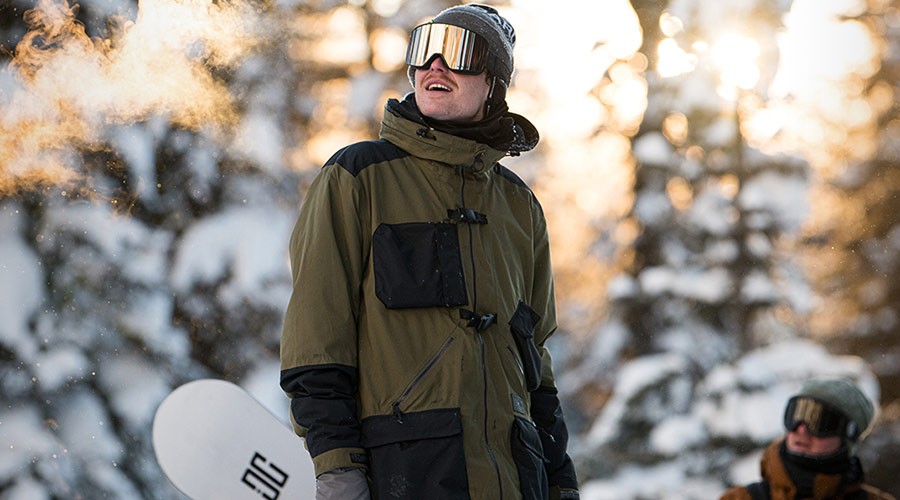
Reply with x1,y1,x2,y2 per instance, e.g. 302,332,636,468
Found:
721,440,895,500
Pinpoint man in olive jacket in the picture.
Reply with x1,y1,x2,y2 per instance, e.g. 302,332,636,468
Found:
280,4,579,500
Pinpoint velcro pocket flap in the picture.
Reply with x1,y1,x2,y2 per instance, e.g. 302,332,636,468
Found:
361,408,462,448
373,223,467,309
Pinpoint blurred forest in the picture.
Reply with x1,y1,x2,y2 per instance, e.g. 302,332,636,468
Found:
0,0,898,498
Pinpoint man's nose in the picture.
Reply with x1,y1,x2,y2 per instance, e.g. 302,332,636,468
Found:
793,422,811,436
427,55,449,71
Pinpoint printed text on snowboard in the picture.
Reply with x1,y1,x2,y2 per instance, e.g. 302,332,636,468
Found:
241,452,289,499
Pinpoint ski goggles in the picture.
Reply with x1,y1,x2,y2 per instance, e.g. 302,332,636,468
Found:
783,396,853,439
405,23,490,75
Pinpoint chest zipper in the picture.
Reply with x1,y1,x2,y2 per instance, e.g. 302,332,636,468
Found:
478,333,504,499
506,345,525,377
391,336,455,424
458,162,504,497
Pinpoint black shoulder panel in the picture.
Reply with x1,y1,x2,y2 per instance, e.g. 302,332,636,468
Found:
325,139,409,177
494,163,541,207
494,163,529,189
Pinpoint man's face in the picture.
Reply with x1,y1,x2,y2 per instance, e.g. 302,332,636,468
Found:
414,56,491,123
786,423,843,456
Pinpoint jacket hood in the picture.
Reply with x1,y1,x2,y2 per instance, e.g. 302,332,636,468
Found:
379,94,538,175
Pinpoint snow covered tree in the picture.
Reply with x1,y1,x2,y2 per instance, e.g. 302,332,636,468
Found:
0,0,298,496
2,0,898,498
794,0,900,490
566,0,899,497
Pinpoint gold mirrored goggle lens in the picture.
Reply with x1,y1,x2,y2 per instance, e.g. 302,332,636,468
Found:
405,23,489,75
783,396,848,438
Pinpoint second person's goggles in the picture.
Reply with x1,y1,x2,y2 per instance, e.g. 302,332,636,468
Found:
783,396,854,439
406,23,489,75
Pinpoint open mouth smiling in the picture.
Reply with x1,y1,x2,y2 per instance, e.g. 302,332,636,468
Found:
427,82,452,92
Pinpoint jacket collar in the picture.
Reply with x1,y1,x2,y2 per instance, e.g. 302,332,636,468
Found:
761,439,865,499
378,95,537,176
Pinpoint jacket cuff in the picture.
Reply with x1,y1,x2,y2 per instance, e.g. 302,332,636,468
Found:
547,454,579,491
312,447,368,478
550,485,580,500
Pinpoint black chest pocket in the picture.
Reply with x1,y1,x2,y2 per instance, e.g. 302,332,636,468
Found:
373,222,468,309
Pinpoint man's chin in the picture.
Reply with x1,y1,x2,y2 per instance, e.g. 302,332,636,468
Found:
786,437,813,454
788,444,813,454
420,107,481,124
418,103,451,121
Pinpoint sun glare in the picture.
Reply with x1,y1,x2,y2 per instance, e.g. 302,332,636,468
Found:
656,29,761,99
312,7,369,66
771,0,878,99
0,0,265,194
757,0,880,169
710,34,760,98
656,38,696,78
651,0,882,171
510,0,642,137
505,0,642,302
370,27,407,73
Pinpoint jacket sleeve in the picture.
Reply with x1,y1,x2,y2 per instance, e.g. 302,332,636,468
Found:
280,160,369,477
532,356,579,497
527,198,579,496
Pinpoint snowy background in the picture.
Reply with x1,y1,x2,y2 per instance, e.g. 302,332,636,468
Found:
1,0,899,498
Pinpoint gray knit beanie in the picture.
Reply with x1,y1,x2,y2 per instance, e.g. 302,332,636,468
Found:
797,377,875,442
407,4,516,87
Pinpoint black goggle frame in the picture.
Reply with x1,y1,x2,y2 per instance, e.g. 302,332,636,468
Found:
783,396,858,440
405,22,490,75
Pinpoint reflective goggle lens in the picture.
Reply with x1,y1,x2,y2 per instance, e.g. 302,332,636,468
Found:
783,396,849,438
405,23,489,74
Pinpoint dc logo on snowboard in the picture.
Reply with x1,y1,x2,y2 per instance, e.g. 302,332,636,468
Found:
241,451,290,499
154,380,316,498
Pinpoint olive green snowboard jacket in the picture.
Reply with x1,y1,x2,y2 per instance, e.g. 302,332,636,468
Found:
281,96,579,500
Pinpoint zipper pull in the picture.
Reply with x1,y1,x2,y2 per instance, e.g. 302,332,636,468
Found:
391,401,404,424
415,127,437,140
447,208,488,224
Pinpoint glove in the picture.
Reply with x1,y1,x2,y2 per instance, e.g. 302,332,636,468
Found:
316,468,370,500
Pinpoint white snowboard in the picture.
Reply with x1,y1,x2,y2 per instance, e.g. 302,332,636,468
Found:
152,379,316,500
